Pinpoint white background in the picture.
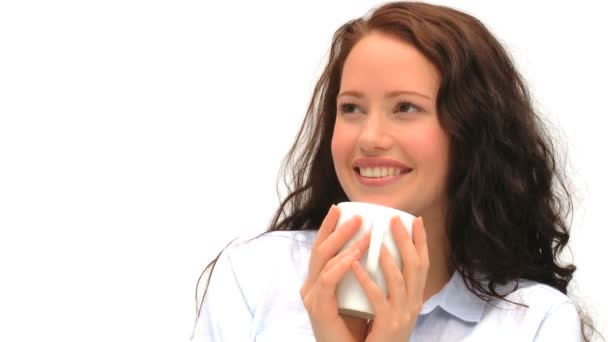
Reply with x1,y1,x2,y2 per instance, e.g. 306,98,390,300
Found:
1,1,606,341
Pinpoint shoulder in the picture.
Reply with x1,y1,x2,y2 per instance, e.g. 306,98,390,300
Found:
197,230,319,340
492,279,576,314
222,230,317,262
477,279,581,339
214,229,318,288
211,230,318,316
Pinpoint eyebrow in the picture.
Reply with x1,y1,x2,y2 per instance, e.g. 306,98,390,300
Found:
337,90,432,101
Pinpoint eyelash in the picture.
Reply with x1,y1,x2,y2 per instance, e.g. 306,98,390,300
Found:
338,101,422,114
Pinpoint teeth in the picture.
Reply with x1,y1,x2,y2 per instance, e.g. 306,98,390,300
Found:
359,167,402,178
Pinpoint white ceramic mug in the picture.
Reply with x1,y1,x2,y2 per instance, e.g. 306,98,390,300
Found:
335,201,415,320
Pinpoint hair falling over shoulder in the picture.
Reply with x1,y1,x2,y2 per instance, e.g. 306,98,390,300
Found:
195,2,602,340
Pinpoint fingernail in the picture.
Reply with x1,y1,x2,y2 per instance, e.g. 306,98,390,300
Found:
350,215,362,226
351,248,361,259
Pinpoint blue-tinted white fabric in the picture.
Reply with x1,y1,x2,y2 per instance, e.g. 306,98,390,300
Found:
192,230,582,341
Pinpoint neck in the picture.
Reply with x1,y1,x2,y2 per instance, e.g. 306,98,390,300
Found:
419,208,452,302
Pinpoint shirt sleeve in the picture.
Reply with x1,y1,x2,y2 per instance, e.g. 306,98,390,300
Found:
191,248,254,342
534,301,582,341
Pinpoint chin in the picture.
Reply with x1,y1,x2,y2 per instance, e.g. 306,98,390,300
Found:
350,195,407,211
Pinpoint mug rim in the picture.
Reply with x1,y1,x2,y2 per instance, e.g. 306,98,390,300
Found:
336,201,415,219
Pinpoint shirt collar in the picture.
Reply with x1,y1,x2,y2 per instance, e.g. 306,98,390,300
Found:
419,271,487,323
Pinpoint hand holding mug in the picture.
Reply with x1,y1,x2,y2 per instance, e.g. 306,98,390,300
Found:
300,205,372,342
353,216,429,342
335,202,416,319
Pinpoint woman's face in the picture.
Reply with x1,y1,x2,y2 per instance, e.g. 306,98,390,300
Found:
331,31,450,219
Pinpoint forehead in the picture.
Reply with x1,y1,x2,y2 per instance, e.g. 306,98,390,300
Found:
340,32,440,96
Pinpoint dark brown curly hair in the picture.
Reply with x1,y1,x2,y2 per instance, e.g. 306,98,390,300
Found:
195,2,600,340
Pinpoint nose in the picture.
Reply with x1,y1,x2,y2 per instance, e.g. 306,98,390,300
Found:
358,110,393,154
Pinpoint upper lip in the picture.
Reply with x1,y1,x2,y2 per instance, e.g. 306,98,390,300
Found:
352,157,412,170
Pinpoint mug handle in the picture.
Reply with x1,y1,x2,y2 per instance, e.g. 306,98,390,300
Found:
365,223,385,284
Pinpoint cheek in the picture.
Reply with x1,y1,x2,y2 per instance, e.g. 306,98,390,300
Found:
331,123,352,166
406,125,450,167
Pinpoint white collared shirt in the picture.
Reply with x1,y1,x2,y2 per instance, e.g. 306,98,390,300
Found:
192,230,582,341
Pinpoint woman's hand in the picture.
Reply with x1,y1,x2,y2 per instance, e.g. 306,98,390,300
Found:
300,205,372,342
351,216,429,342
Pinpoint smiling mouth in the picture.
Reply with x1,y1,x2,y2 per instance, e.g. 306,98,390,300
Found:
354,167,412,178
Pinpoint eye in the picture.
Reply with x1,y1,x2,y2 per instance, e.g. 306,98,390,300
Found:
339,102,361,114
396,101,422,113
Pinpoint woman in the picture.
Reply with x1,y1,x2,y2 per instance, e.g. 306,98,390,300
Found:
192,2,598,341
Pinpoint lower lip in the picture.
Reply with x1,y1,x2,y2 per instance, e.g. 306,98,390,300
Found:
355,170,410,186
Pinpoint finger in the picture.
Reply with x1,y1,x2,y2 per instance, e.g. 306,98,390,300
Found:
317,248,362,300
309,214,361,281
325,229,371,271
303,247,362,309
351,258,387,314
318,214,362,259
391,216,419,293
413,217,429,266
305,205,342,292
411,217,430,299
390,216,416,270
313,205,340,249
379,244,406,305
